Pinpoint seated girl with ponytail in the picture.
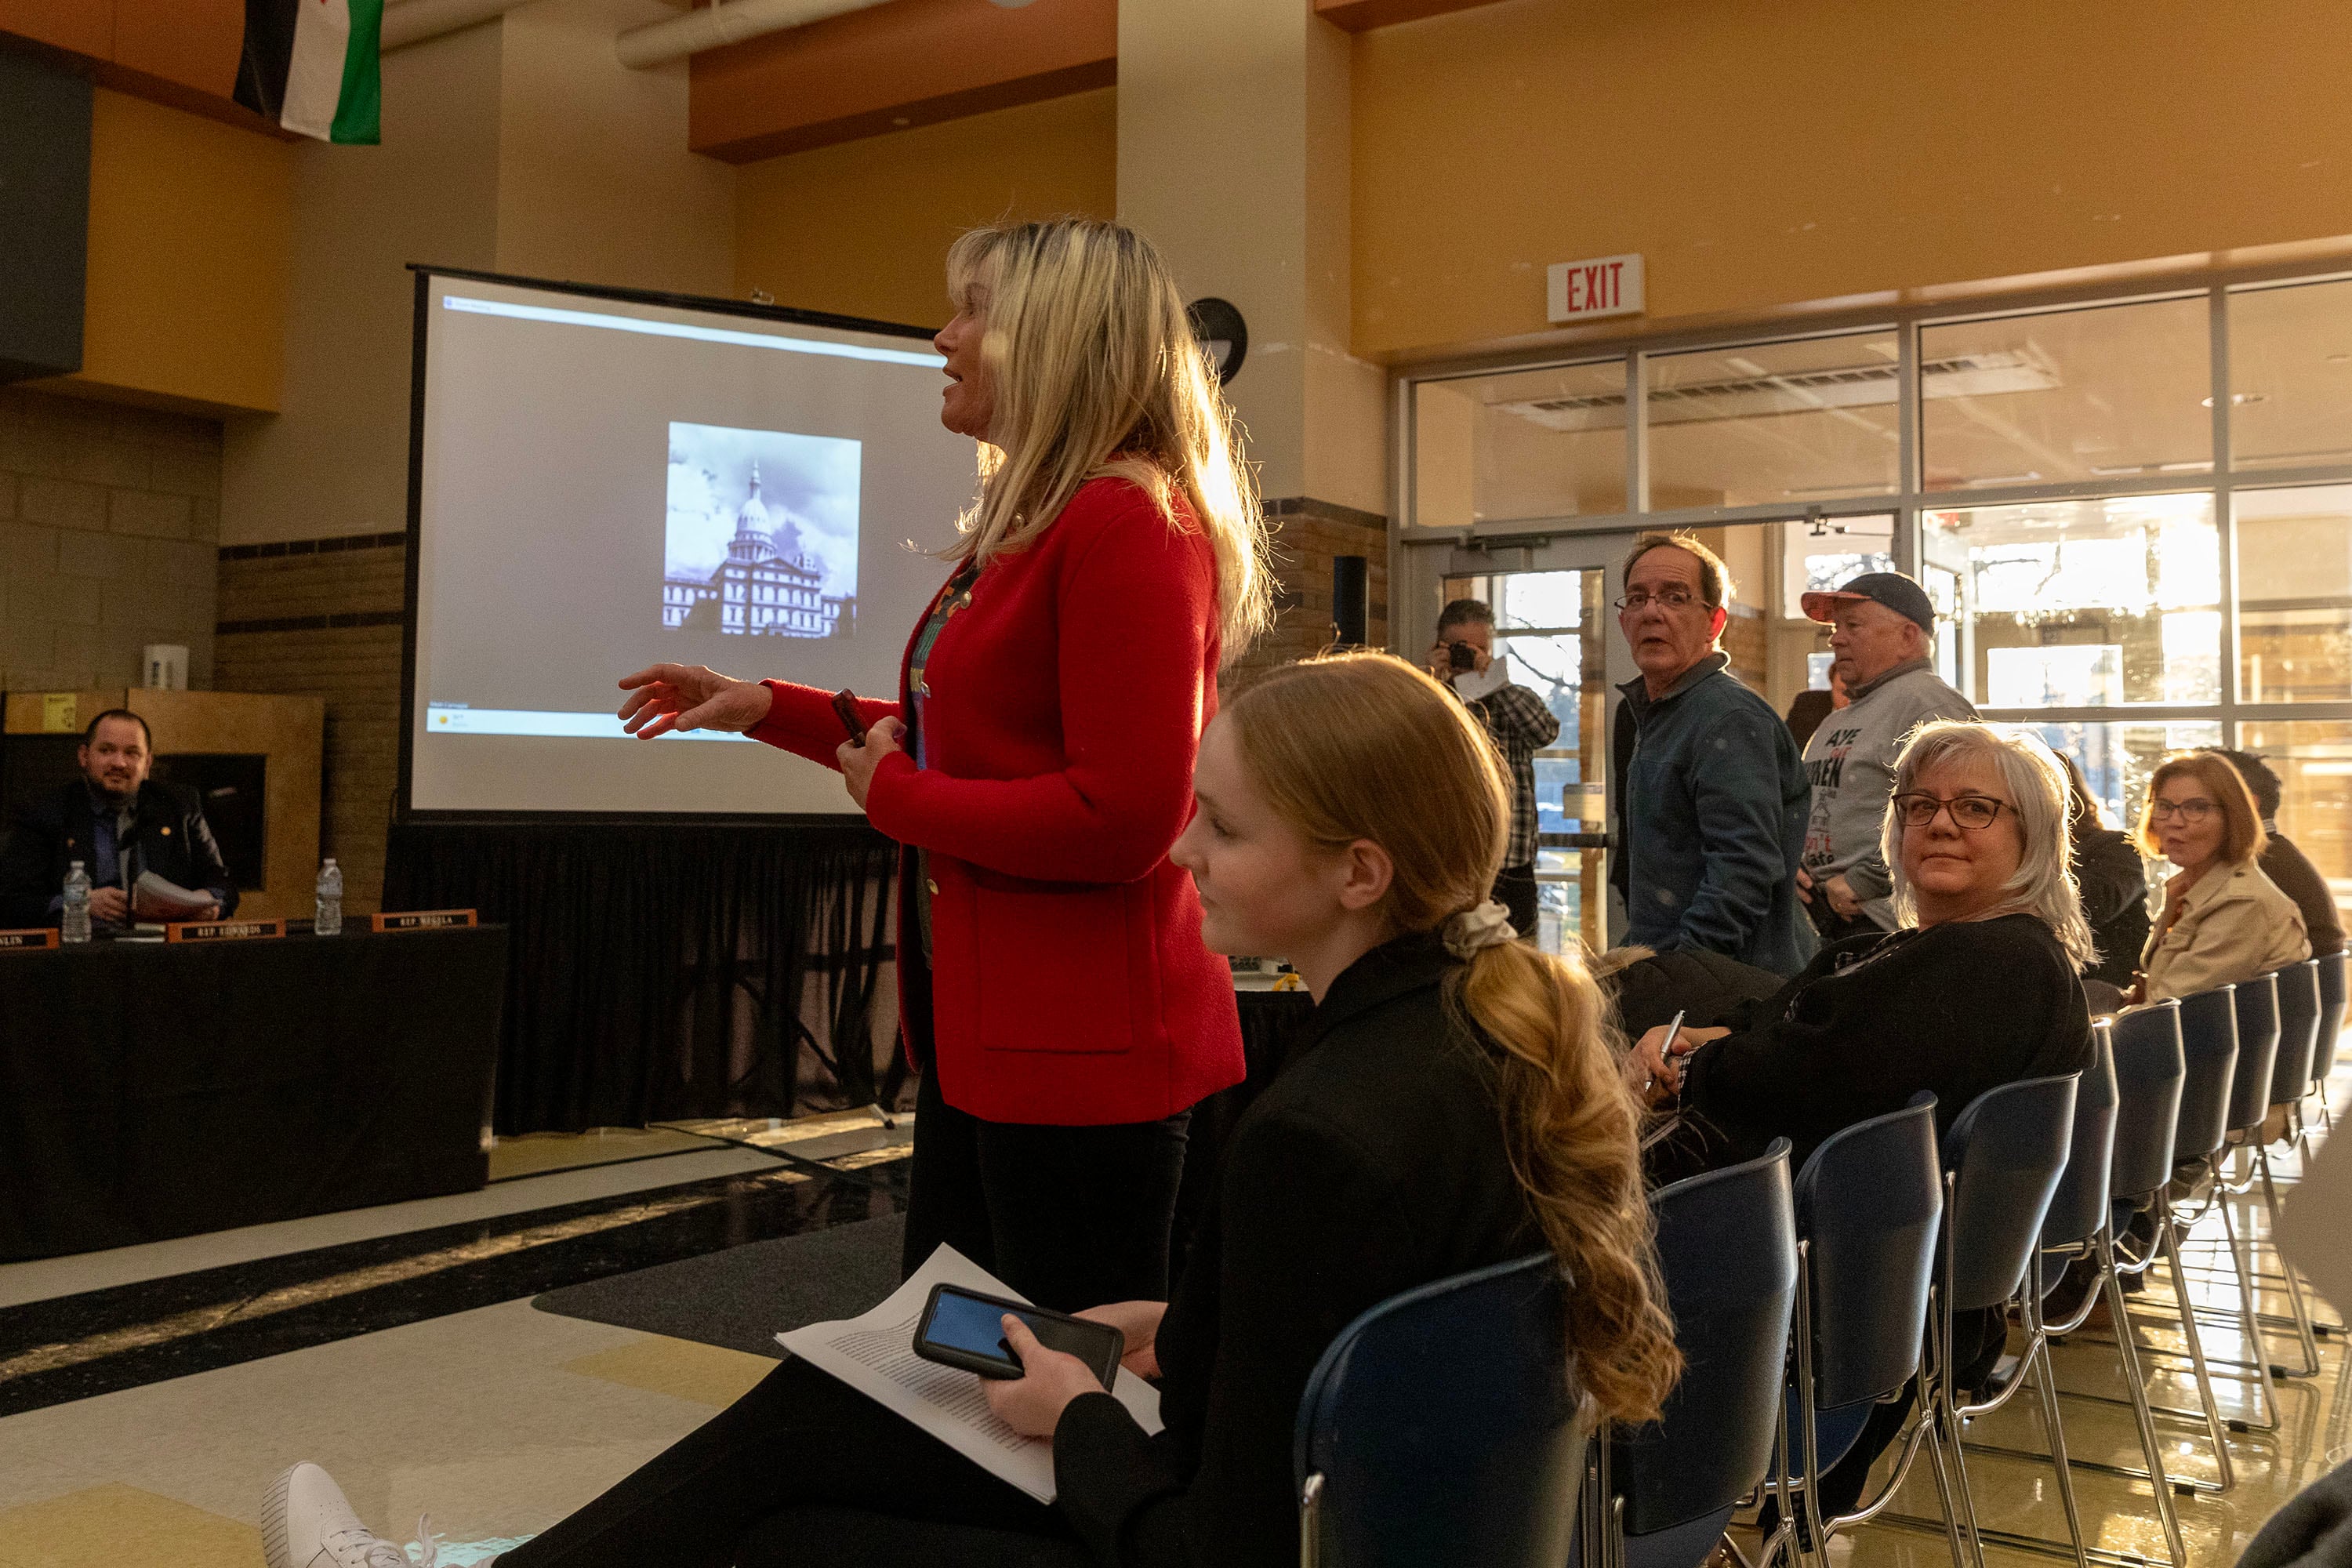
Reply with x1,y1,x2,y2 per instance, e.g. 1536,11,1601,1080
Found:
262,652,1677,1568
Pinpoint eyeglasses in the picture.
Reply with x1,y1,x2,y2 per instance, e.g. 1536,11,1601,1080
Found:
1890,793,2009,830
2148,798,2218,823
1614,589,1710,613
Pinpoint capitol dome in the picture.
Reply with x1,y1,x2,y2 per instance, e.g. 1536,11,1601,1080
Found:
727,463,779,563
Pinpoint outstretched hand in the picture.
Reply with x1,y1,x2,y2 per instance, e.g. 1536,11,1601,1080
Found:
616,664,770,739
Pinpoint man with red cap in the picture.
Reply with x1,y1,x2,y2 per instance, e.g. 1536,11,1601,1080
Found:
1795,570,1976,941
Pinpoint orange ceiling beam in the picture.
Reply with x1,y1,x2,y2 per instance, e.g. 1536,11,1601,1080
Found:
689,0,1117,164
1315,0,1512,28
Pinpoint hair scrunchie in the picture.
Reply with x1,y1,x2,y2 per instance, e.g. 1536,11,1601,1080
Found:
1443,900,1518,960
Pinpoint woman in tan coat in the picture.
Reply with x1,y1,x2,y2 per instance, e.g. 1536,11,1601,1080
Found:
2131,750,2309,1004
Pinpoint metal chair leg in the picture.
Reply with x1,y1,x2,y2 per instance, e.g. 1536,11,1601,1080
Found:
1921,1403,1973,1568
2160,1207,2237,1491
2217,1195,2285,1427
2103,1236,2190,1568
2026,1332,2091,1568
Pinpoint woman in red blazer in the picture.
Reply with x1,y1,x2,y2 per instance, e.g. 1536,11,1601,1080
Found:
617,220,1273,1311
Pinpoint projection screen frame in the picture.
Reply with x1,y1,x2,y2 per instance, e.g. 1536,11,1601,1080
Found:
396,263,946,826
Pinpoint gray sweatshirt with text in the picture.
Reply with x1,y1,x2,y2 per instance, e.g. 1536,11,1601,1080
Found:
1799,659,1977,929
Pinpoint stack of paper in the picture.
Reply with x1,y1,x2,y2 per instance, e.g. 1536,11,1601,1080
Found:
778,1245,1164,1502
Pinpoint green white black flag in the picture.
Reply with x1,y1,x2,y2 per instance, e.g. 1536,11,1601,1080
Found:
234,0,383,145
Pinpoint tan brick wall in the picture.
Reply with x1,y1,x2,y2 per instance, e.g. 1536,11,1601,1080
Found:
1221,497,1390,699
212,536,407,913
0,387,220,691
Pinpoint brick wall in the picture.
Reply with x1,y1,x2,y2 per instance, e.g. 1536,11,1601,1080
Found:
212,535,407,913
1221,496,1390,697
0,387,220,691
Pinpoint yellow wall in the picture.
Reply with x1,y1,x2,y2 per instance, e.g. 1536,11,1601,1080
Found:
735,86,1117,329
67,89,296,414
1353,0,2352,360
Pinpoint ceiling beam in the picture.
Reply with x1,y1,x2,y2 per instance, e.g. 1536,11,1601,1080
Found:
1313,0,1513,31
689,0,1113,164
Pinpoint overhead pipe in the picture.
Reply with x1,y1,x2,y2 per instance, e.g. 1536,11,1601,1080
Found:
616,0,1033,71
381,0,540,52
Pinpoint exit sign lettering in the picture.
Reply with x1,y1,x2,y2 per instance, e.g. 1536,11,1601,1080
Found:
1547,254,1644,324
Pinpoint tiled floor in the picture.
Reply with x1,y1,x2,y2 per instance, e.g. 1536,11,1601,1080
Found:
0,1083,2342,1566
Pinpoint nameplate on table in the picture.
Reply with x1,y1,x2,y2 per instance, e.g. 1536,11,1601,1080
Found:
368,909,478,932
165,917,285,943
0,927,59,951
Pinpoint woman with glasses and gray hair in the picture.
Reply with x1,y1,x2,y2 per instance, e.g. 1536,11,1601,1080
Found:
2127,750,2309,1004
1628,718,2095,1172
1627,718,2096,1519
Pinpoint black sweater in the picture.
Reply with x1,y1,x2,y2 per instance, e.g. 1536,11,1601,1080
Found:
2074,827,2152,989
1051,932,1541,1568
1679,913,2092,1173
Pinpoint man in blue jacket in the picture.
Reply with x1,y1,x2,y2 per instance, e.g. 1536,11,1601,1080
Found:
1610,532,1813,975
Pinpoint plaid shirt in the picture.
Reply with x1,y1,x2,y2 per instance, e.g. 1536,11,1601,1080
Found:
1465,682,1561,869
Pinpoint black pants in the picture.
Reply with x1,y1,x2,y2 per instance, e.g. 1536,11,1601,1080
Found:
899,1065,1192,1312
1492,862,1540,942
502,1355,1087,1568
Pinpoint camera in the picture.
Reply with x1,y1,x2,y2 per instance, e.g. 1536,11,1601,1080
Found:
1447,641,1478,672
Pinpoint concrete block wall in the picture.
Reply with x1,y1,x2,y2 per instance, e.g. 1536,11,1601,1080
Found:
212,535,407,913
1221,497,1390,697
0,387,220,691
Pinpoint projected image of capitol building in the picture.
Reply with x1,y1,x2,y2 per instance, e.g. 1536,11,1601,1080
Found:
662,463,855,638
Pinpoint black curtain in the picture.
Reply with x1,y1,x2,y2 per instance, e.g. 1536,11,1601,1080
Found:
386,819,898,1134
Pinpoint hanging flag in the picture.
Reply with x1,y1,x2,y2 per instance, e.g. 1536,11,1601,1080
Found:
234,0,384,145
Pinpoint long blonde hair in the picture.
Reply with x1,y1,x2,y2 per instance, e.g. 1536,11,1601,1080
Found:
1225,652,1682,1422
942,220,1274,659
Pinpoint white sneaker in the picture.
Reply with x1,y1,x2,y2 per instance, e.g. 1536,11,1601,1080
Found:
261,1462,424,1568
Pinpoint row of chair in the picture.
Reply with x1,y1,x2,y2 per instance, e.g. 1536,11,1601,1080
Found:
1294,948,2347,1568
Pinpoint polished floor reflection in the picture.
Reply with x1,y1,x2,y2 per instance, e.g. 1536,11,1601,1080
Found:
0,1076,2340,1566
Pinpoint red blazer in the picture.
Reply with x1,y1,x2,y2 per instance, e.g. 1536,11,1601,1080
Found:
750,475,1246,1125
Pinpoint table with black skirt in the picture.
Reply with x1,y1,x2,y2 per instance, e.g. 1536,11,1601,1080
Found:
0,925,507,1262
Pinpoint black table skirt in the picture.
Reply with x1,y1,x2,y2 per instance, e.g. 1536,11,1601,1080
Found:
0,927,507,1261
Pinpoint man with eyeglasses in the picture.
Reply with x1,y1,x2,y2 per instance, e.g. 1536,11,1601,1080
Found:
1796,571,1976,940
1606,532,1813,975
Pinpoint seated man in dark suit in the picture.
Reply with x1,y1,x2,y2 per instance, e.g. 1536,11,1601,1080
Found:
0,709,236,930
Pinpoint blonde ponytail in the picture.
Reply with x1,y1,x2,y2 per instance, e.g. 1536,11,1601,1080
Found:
1228,653,1681,1423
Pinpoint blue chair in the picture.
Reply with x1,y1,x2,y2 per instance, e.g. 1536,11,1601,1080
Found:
2117,985,2243,1493
1926,1073,2082,1568
1603,1142,1796,1568
1296,1252,1589,1568
2201,971,2286,1428
1779,1097,1951,1566
2245,961,2327,1379
1969,1029,2187,1568
2312,949,2347,1100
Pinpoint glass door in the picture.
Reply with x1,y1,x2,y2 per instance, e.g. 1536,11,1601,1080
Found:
1414,535,1628,957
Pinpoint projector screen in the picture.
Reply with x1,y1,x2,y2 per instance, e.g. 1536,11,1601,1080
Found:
403,270,977,816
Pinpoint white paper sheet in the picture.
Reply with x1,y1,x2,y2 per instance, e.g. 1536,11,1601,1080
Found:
776,1243,1163,1503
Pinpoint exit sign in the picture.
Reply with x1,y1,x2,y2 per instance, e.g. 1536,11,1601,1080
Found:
1547,253,1644,324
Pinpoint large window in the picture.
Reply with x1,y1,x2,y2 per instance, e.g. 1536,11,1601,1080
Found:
1923,494,2221,708
1403,266,2352,938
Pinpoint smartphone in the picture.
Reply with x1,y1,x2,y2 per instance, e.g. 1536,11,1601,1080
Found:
831,688,866,746
1448,641,1478,672
911,1283,1125,1390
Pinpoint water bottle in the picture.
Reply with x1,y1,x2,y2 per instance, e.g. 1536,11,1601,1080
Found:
61,861,91,944
314,857,343,936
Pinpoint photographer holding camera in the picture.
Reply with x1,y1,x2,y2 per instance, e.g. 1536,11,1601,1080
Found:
1426,598,1559,938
